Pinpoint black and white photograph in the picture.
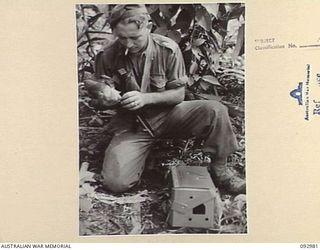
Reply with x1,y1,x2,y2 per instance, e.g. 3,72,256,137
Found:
77,3,246,235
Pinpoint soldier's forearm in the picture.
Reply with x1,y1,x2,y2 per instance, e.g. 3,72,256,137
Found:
144,87,185,106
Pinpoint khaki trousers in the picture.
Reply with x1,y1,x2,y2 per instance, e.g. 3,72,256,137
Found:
101,100,238,192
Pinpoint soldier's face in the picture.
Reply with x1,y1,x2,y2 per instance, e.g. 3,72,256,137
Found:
114,22,150,53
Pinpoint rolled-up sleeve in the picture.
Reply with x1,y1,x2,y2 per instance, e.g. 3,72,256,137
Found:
165,46,188,89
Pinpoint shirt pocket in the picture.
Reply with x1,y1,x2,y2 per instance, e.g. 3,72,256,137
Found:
150,74,167,92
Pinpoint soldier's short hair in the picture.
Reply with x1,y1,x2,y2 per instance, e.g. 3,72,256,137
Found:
109,4,151,30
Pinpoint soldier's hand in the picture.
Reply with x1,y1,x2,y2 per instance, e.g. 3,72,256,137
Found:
121,91,149,110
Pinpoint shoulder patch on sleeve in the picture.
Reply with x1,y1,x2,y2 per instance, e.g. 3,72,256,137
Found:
151,33,179,52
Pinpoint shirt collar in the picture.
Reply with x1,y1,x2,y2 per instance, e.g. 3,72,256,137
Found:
117,34,153,58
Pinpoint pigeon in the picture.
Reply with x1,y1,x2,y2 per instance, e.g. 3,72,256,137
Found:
84,76,121,107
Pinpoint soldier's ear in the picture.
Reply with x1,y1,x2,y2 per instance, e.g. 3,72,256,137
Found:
146,22,153,31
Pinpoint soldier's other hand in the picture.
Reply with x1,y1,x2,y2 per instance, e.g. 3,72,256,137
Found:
121,91,148,110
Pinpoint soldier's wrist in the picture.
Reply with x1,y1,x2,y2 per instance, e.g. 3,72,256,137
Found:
142,93,154,105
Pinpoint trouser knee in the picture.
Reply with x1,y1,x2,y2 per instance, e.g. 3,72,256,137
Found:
99,131,152,193
205,100,228,115
196,101,228,124
101,174,133,193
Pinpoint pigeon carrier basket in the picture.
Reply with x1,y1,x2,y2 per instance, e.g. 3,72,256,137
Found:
168,165,220,228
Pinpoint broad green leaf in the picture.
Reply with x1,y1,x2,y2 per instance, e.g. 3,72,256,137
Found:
212,30,223,48
159,4,179,20
233,194,246,211
191,47,204,61
172,21,191,34
223,68,245,76
212,186,223,226
88,116,104,126
202,75,221,86
146,4,159,14
180,4,196,17
220,194,246,232
88,13,104,27
88,143,96,150
170,6,182,27
172,9,193,33
81,4,99,13
203,46,218,65
202,3,219,18
192,38,206,47
79,162,95,184
234,56,245,68
80,183,96,196
96,4,110,14
228,5,245,20
189,61,198,75
76,19,88,41
199,81,210,91
94,190,151,205
159,5,171,19
212,52,221,69
80,197,93,212
232,24,244,60
80,162,89,172
193,74,201,81
167,30,181,43
221,73,245,81
87,31,110,34
220,224,242,234
128,203,143,235
78,39,88,48
89,37,106,43
226,19,242,44
183,42,192,52
187,76,194,87
195,6,212,31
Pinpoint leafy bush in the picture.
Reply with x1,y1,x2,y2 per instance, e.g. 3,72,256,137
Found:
76,4,245,104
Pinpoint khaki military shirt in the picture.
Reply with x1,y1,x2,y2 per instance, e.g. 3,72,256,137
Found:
94,33,188,133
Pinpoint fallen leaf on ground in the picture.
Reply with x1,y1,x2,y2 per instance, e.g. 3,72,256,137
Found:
80,162,95,185
129,203,144,235
232,194,246,211
80,183,96,196
79,221,92,235
80,197,93,212
94,190,151,205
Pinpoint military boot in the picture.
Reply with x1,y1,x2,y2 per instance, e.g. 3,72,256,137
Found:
210,162,246,194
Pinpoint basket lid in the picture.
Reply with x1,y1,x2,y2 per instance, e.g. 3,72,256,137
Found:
171,165,215,189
